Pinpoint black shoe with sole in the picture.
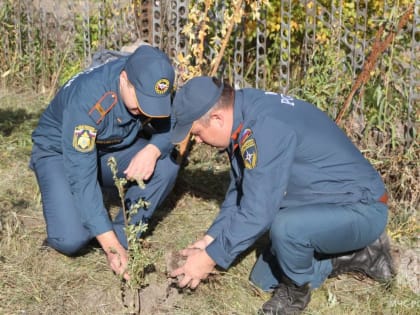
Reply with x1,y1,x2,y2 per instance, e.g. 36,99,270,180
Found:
260,278,311,315
329,231,396,282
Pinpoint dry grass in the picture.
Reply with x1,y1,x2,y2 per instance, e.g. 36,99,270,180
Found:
0,89,418,315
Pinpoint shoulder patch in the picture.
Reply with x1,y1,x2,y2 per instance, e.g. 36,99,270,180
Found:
88,91,118,124
73,125,97,152
239,128,258,169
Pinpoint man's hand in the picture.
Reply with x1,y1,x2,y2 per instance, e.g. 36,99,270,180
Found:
170,248,216,289
96,231,129,280
106,247,129,280
124,144,161,181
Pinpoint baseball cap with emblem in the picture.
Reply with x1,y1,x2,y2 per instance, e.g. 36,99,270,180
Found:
124,45,175,117
171,76,224,144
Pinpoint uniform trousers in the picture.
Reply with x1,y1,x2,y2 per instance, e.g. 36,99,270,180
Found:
249,201,388,289
32,138,179,255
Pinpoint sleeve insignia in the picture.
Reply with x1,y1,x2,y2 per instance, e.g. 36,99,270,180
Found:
72,125,97,152
239,128,258,169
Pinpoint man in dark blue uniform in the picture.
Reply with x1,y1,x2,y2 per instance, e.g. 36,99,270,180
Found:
169,76,395,314
30,45,179,279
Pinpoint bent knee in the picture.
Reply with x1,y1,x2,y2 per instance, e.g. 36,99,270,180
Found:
152,157,180,188
270,213,295,240
46,236,90,256
158,157,180,179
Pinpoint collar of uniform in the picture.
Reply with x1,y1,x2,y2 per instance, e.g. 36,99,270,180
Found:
117,105,140,125
230,90,244,140
229,90,244,153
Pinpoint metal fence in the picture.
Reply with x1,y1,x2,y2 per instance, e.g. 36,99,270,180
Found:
1,0,418,110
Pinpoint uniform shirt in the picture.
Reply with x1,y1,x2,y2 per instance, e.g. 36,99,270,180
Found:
30,57,172,237
205,89,386,269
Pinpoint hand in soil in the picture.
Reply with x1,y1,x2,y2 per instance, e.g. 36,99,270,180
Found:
106,247,130,281
166,251,187,278
169,248,216,289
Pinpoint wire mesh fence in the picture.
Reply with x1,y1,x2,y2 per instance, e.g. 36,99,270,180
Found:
0,0,418,110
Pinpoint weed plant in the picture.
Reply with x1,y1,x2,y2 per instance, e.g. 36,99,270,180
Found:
107,156,154,313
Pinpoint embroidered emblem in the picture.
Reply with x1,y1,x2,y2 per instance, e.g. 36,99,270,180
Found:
239,128,252,145
154,78,170,95
72,125,97,152
239,128,257,169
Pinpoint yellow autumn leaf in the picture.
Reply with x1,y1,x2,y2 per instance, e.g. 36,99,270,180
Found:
177,53,185,63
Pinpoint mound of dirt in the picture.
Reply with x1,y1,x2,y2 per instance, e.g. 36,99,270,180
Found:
118,251,186,314
121,280,183,315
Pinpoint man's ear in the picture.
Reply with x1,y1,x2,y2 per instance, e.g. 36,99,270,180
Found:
210,110,225,127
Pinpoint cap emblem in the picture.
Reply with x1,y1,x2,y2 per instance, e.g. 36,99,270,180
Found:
155,78,170,95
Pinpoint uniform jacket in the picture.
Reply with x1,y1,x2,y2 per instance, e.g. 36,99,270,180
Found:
205,89,386,269
30,57,173,236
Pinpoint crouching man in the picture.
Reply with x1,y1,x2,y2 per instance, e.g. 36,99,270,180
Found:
30,46,180,279
169,76,394,314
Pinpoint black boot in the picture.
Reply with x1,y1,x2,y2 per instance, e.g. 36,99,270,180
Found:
260,275,311,315
329,231,395,282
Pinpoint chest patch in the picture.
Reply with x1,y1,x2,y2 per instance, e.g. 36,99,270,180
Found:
73,125,97,152
239,128,257,169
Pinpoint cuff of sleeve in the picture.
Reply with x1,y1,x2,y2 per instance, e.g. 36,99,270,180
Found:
206,225,221,240
84,214,113,237
150,136,171,157
205,238,235,270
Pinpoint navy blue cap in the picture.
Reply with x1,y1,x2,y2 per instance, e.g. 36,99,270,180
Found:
124,45,174,117
171,76,224,144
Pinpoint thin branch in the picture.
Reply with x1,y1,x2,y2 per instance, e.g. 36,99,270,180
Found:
335,3,414,124
210,0,244,76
